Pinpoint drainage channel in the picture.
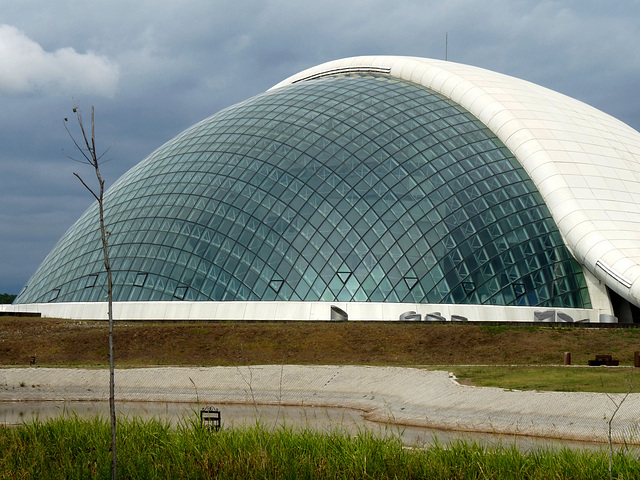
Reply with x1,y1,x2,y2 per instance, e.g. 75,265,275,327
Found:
0,400,615,452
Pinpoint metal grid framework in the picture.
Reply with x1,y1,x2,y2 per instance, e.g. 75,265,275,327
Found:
16,74,590,308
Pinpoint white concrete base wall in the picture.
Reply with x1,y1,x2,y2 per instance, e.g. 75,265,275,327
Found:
1,301,601,323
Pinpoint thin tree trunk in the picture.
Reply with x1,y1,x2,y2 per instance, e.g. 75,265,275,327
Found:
93,108,117,480
67,105,116,479
99,176,116,480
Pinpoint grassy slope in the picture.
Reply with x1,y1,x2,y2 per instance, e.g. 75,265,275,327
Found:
3,317,640,366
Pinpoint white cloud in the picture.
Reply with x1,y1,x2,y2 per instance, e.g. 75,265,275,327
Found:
0,24,119,96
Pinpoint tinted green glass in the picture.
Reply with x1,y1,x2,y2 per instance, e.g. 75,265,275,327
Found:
16,75,590,308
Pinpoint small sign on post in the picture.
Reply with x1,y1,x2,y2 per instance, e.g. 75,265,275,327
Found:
200,407,221,431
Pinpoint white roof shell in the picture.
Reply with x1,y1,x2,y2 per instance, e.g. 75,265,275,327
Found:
273,56,640,308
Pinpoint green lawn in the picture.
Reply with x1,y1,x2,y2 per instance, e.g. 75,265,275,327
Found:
449,366,640,393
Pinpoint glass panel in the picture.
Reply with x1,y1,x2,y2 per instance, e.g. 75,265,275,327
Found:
16,74,590,309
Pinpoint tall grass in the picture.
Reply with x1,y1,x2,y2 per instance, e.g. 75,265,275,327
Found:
1,415,639,479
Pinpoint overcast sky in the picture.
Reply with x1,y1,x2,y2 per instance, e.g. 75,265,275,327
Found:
2,0,640,295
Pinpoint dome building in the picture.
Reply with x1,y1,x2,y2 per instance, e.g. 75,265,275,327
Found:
7,56,640,322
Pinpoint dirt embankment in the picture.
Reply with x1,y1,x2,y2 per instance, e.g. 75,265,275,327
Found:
2,317,639,367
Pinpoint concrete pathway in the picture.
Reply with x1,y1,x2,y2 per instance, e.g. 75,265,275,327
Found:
1,365,639,443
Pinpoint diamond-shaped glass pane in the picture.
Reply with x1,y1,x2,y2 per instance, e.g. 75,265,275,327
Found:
16,75,590,309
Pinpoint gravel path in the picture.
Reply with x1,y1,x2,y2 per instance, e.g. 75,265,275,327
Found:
2,365,639,443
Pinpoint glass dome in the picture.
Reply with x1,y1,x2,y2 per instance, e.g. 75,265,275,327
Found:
15,74,591,308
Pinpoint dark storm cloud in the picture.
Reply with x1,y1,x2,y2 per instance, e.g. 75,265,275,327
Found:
1,0,640,294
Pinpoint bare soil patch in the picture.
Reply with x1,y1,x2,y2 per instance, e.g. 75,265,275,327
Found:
2,317,640,367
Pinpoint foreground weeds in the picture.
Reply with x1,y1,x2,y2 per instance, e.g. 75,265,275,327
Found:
1,416,639,479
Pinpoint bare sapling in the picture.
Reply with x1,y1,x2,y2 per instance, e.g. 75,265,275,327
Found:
64,105,117,480
604,368,633,480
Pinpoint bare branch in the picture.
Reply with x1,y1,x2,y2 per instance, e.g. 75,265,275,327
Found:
62,148,93,165
73,172,100,201
63,118,93,164
605,368,633,480
91,105,97,165
75,106,95,165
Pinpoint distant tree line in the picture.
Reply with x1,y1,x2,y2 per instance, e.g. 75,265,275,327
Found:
0,293,16,304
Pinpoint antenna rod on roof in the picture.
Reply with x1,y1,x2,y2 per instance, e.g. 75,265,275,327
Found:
445,32,448,61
